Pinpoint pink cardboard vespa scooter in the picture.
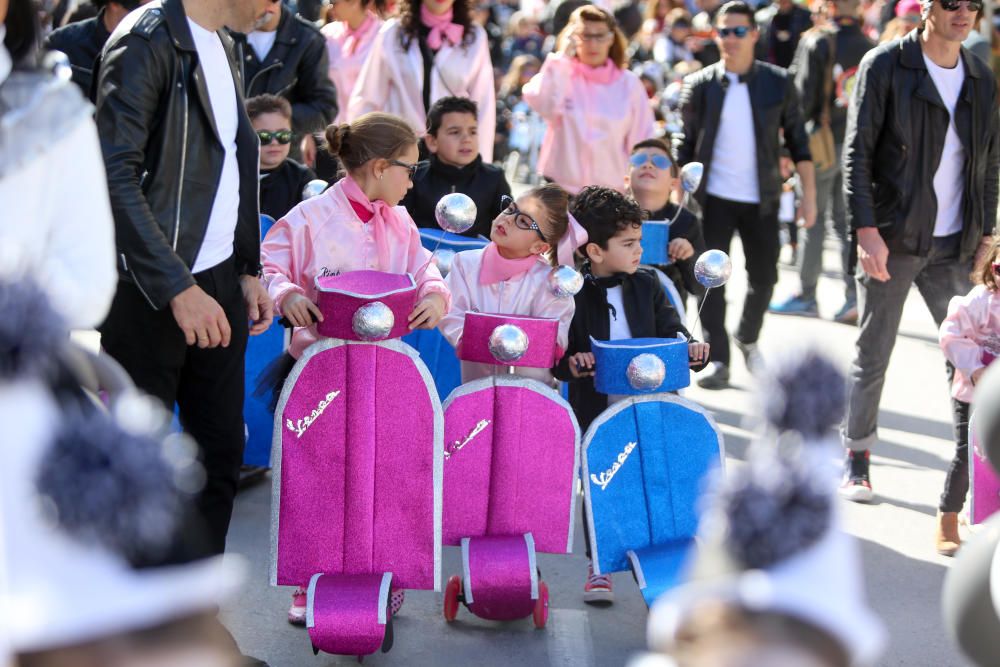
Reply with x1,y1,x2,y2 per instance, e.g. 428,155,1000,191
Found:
270,270,442,659
439,270,582,629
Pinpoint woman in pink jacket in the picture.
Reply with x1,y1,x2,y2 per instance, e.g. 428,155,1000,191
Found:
522,5,656,195
321,0,383,125
346,0,496,161
937,237,1000,557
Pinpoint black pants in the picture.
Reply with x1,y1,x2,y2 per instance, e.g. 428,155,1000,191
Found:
699,195,780,366
940,399,971,513
100,256,249,559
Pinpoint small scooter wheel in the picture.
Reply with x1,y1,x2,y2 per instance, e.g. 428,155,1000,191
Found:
533,581,549,629
443,575,462,622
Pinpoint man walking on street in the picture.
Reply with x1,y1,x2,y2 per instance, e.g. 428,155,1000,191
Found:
675,0,816,390
839,0,998,513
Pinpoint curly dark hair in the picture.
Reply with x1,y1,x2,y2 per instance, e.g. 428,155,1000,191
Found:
397,0,476,49
570,186,646,260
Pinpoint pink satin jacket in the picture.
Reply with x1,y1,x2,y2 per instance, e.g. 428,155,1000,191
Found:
522,53,657,195
439,248,575,385
940,284,1000,403
346,19,496,161
261,180,451,358
321,13,382,125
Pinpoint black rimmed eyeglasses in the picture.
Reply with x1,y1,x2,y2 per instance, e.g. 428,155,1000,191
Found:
389,159,419,180
500,195,546,242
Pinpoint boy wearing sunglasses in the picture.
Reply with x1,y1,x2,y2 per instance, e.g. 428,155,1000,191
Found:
248,94,317,220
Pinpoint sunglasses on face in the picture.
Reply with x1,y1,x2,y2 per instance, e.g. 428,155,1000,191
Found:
938,0,983,10
717,25,752,38
389,159,419,180
500,195,546,242
257,129,293,145
629,152,673,171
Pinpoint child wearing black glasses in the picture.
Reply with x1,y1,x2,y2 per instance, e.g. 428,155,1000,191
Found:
439,184,576,385
248,94,317,220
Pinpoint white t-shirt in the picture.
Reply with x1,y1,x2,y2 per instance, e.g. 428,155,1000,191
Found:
706,72,759,204
923,53,966,238
247,30,277,62
188,18,241,273
606,286,633,341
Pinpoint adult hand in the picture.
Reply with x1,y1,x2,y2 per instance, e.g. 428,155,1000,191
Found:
281,292,323,328
300,133,317,168
797,194,818,229
241,275,274,335
857,227,891,282
568,352,596,378
668,238,695,261
408,293,447,330
170,285,231,348
688,341,710,365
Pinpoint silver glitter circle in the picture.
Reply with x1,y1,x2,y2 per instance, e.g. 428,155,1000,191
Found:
548,265,584,298
433,249,456,277
435,192,477,234
680,161,704,194
352,301,395,341
694,249,733,289
663,81,683,111
302,179,329,200
488,324,529,363
627,353,666,391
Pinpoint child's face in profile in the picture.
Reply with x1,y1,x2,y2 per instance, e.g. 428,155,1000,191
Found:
252,111,292,170
426,112,480,168
590,224,644,276
491,194,551,259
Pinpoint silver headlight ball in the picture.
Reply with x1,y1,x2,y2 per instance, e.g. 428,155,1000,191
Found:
627,353,666,391
435,192,477,234
43,50,72,83
488,324,529,363
433,249,456,277
679,162,704,194
663,81,683,110
302,179,329,200
694,249,733,289
548,265,584,298
352,301,395,341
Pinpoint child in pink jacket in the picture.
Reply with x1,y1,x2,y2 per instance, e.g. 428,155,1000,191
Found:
321,1,382,125
937,236,1000,556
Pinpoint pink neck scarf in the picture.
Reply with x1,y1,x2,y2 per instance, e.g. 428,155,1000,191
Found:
420,5,464,50
339,175,399,269
570,58,623,85
479,243,540,285
343,12,377,56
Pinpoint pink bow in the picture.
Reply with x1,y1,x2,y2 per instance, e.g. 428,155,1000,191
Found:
556,212,589,267
343,12,376,56
421,4,464,50
340,174,398,270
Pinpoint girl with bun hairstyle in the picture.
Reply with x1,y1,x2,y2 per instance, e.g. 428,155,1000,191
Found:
261,112,450,624
522,4,656,195
346,0,497,161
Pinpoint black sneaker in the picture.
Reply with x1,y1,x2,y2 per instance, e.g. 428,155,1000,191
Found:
696,362,730,390
839,450,873,502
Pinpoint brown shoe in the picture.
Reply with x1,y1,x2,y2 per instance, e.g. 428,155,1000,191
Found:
936,511,962,556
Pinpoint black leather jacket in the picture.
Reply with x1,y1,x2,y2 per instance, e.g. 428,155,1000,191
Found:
94,0,262,310
843,29,999,261
230,6,337,136
674,60,812,215
43,7,111,96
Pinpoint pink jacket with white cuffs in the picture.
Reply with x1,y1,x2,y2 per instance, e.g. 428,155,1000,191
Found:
939,284,1000,403
261,177,451,358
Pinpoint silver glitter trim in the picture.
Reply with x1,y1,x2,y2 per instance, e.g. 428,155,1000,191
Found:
378,572,392,625
525,533,539,600
581,393,726,575
626,550,647,591
305,572,323,628
442,375,581,555
461,537,474,604
313,272,416,297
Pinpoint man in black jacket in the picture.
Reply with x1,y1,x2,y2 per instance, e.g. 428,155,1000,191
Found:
754,0,813,68
840,4,999,509
770,0,874,322
675,0,815,389
43,0,146,96
232,0,337,165
95,0,274,558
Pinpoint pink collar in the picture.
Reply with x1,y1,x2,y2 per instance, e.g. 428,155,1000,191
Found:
479,243,540,285
570,58,623,85
343,12,377,56
420,4,464,50
341,174,392,224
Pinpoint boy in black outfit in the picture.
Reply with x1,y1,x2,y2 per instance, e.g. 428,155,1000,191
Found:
402,96,512,238
248,94,316,220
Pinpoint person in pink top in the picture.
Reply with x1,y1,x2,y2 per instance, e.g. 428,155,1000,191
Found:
522,4,657,195
439,184,577,386
347,0,497,161
321,0,382,125
937,237,1000,557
